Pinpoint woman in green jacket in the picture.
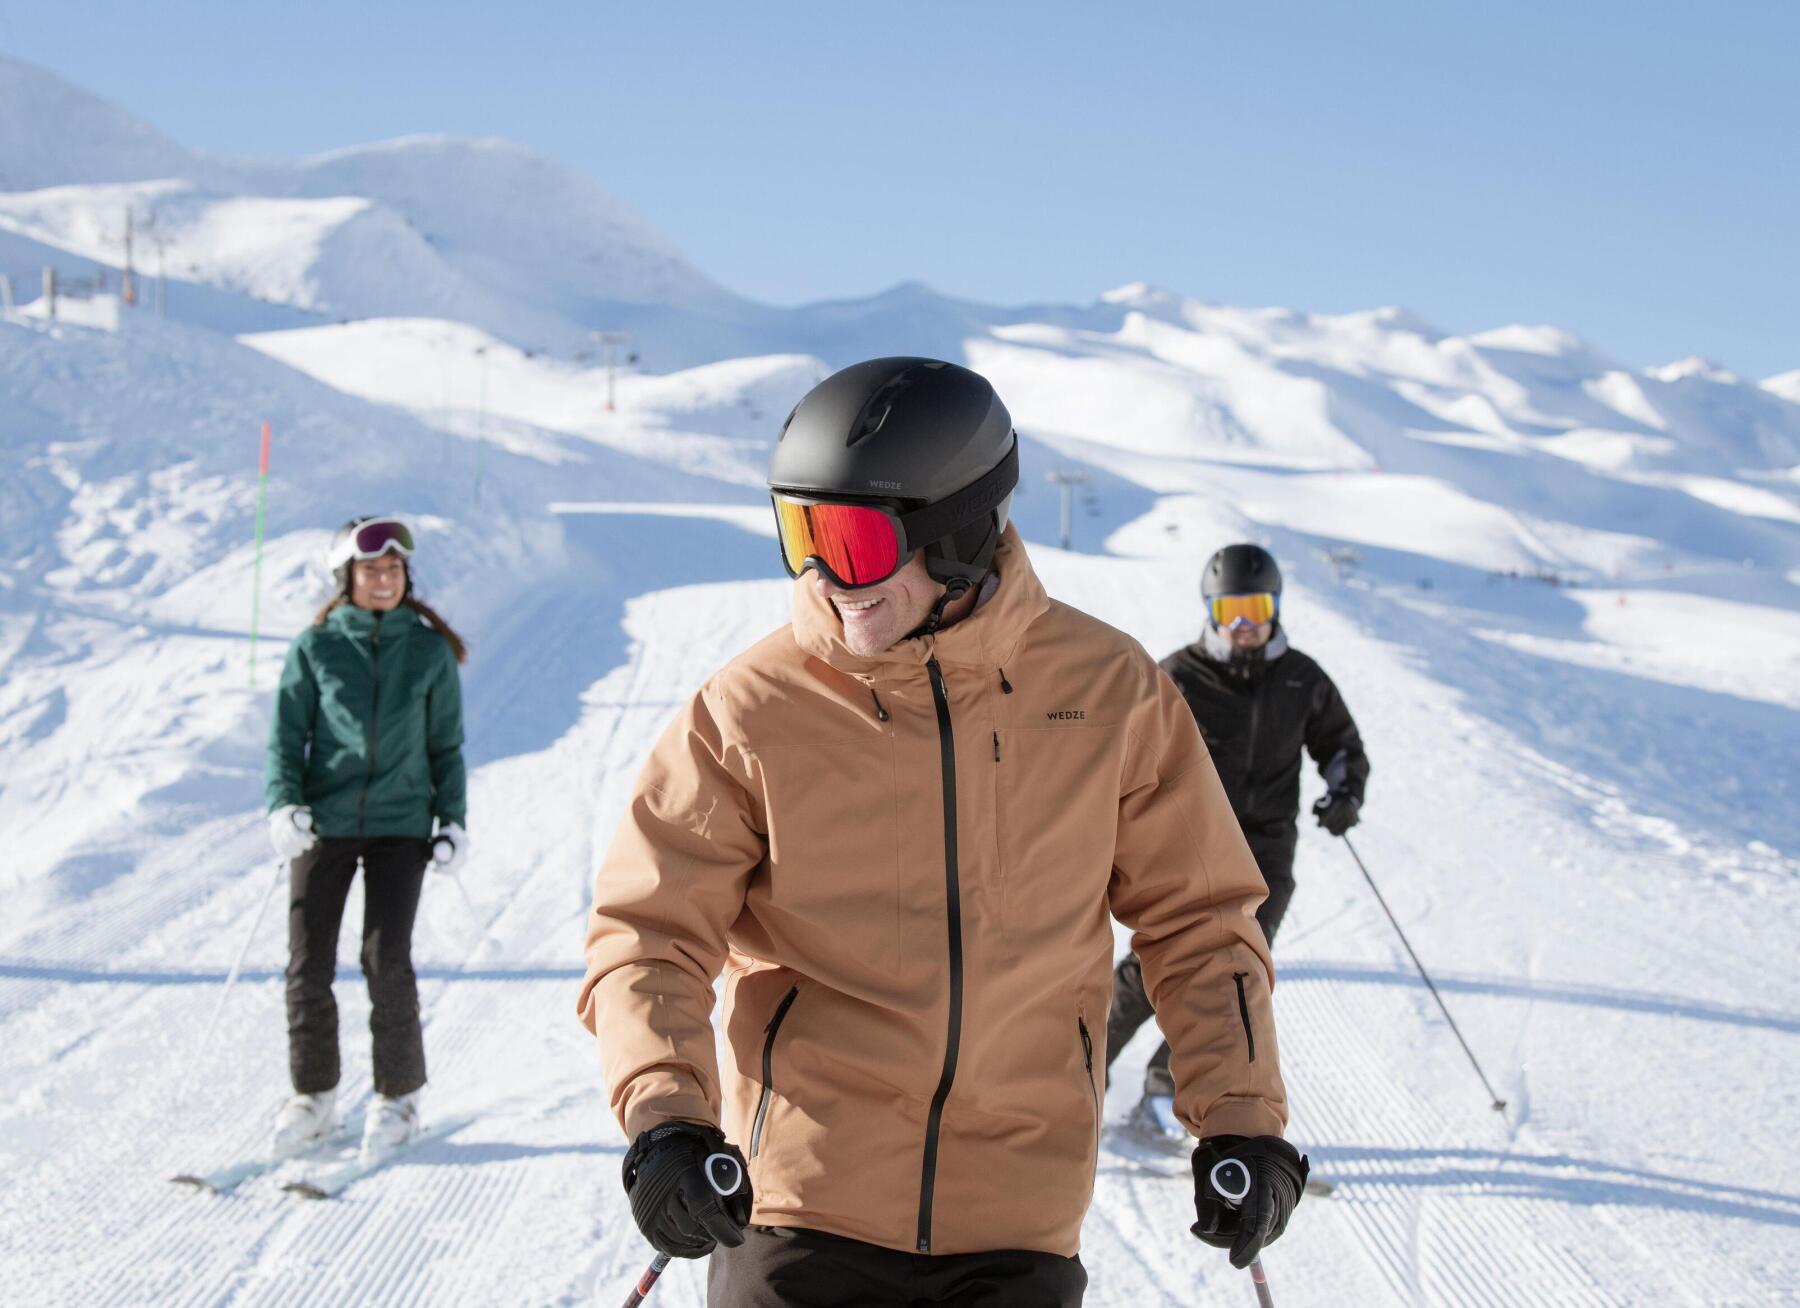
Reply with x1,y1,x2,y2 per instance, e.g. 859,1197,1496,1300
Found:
264,516,469,1160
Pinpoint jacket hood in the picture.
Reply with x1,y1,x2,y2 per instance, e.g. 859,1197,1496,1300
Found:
790,523,1049,678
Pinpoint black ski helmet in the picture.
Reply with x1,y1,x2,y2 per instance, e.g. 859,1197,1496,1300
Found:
1203,544,1282,607
329,516,413,599
769,357,1019,594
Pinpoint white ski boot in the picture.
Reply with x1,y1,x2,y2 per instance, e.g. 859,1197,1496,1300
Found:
360,1090,422,1160
1127,1092,1188,1152
273,1088,337,1154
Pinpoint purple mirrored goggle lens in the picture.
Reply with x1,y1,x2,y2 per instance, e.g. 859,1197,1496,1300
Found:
350,519,414,559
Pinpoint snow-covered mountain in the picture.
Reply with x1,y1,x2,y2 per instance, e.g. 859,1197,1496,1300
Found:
0,56,728,349
1765,367,1800,405
0,57,204,191
3,55,1797,1306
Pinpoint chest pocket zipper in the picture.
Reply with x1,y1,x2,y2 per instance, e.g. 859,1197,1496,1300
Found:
751,985,799,1159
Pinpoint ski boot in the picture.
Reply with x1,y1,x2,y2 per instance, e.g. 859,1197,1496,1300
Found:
360,1090,421,1160
273,1088,337,1154
1125,1092,1188,1153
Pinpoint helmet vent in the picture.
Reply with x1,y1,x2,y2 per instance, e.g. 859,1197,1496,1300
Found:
848,365,930,447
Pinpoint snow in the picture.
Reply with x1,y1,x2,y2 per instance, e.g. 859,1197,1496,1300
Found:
1764,369,1800,404
3,56,1798,1308
0,53,731,361
1648,356,1741,385
0,57,204,192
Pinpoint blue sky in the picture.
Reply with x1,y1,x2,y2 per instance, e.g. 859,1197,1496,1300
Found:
5,1,1795,377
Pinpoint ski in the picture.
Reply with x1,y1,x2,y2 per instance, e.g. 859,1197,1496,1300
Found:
171,1153,287,1196
171,1119,362,1195
281,1115,472,1200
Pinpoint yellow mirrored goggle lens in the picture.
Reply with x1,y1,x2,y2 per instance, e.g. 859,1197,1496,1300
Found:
1209,592,1278,627
774,498,812,576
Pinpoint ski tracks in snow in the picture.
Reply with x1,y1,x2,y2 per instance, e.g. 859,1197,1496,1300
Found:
6,538,1798,1305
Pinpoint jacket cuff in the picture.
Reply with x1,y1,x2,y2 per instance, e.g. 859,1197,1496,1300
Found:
620,1089,720,1142
1191,1096,1286,1142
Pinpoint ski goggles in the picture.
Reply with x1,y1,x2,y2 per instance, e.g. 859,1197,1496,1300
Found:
1208,592,1278,629
773,496,907,587
771,441,1020,589
329,517,415,569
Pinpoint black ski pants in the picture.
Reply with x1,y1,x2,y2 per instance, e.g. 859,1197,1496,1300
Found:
708,1225,1086,1307
285,835,430,1098
1107,854,1294,1099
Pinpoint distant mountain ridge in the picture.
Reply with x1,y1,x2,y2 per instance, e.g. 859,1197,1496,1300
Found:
3,52,1795,399
0,55,727,341
3,50,1798,496
0,56,204,190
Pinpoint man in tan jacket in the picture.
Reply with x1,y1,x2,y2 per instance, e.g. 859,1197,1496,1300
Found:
579,358,1308,1306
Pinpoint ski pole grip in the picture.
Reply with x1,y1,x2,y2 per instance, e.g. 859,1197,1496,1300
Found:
705,1152,744,1198
1210,1157,1252,1207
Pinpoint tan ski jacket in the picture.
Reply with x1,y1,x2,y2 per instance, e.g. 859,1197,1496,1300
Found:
579,526,1287,1257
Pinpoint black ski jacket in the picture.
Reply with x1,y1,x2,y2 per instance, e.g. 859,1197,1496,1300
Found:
1158,628,1369,875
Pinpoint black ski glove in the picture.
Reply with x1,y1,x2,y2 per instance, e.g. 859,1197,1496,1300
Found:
1313,790,1361,837
621,1122,753,1259
1190,1134,1308,1268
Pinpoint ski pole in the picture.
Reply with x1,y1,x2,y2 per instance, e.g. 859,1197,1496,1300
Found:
429,867,488,963
619,1254,670,1308
177,860,286,1105
619,1151,745,1306
1341,835,1508,1115
442,867,485,932
1209,1158,1277,1308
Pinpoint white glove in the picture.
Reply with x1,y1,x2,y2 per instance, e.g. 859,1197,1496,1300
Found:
431,823,469,876
269,805,317,861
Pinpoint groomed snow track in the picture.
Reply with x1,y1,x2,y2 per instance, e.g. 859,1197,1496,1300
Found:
4,535,1796,1307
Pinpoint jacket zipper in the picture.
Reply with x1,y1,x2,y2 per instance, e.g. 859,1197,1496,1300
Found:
1241,684,1262,815
1232,972,1257,1062
357,624,384,836
1078,1015,1100,1148
917,656,964,1253
750,985,800,1159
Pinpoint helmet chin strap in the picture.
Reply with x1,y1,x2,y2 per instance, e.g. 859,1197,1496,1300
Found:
921,576,972,635
921,512,1000,590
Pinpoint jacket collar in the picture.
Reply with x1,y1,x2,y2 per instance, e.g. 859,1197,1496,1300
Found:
1195,621,1288,678
327,603,416,640
791,523,1049,678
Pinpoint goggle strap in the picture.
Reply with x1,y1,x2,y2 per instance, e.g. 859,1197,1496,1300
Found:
893,439,1019,555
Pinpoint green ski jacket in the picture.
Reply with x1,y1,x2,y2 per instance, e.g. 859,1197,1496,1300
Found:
266,603,467,838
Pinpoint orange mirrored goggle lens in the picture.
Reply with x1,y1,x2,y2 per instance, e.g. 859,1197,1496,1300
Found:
773,497,903,586
1209,592,1278,627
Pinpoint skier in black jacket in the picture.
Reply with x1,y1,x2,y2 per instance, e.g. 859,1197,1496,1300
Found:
1111,543,1369,1139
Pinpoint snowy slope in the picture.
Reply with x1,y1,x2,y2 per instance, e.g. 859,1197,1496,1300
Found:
1764,368,1800,406
0,56,730,355
0,57,206,192
4,59,1800,1308
273,134,723,312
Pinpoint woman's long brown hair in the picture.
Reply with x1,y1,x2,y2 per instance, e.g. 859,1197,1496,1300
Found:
312,590,469,665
